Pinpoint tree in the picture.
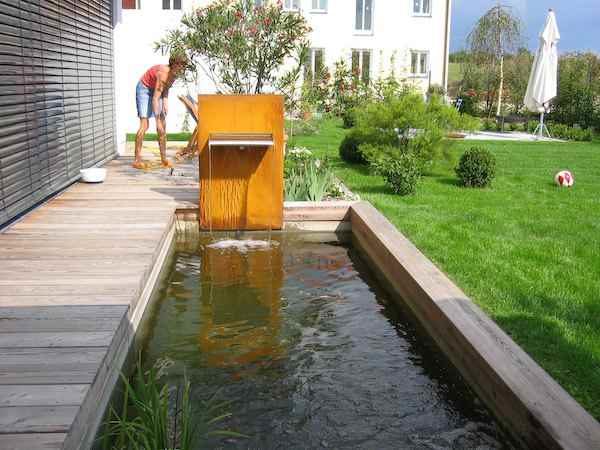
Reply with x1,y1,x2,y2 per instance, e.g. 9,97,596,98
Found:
504,48,534,115
156,0,311,94
467,4,523,117
551,52,600,129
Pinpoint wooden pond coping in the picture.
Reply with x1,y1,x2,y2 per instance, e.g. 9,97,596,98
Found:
0,155,597,450
350,201,600,450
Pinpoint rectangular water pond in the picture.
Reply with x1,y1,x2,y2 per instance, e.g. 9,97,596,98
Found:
135,233,515,449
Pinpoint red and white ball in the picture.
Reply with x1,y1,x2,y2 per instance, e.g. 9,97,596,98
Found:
554,170,574,188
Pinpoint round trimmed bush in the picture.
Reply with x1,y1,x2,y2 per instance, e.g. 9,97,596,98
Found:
377,153,421,196
339,131,367,164
455,146,496,187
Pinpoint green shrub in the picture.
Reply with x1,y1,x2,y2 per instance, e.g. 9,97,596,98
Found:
371,151,422,196
339,130,368,164
547,123,593,141
526,120,538,133
341,108,356,128
351,91,477,170
456,146,496,188
482,119,495,131
289,118,319,136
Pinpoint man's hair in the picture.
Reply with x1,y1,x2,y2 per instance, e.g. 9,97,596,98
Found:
169,52,188,68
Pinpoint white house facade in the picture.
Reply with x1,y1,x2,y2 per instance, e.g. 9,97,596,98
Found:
113,0,452,154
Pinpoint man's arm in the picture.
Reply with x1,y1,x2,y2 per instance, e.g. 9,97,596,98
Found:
152,69,169,117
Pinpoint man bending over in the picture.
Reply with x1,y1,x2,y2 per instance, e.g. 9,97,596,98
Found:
133,52,188,169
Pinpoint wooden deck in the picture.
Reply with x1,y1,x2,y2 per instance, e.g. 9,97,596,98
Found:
0,156,197,450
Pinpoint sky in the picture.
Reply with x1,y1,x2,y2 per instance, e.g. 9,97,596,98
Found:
451,0,600,53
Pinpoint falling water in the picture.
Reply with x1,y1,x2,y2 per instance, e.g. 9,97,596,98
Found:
207,143,213,236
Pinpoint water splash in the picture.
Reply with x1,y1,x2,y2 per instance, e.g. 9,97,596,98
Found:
206,239,279,253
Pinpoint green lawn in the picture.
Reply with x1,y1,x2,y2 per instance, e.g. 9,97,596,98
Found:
126,132,192,142
290,119,600,419
448,62,463,85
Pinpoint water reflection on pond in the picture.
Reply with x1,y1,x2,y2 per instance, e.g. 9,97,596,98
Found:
140,233,514,449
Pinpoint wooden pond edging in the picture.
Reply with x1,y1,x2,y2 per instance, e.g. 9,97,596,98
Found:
350,201,600,450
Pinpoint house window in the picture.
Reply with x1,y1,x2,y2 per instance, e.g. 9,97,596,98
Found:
284,0,300,11
411,51,429,76
122,0,140,9
355,0,373,32
413,0,431,15
351,49,371,83
305,48,325,81
311,0,327,12
162,0,182,10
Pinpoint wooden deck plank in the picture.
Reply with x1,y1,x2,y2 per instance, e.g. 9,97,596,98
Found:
0,296,133,307
0,285,139,297
0,348,106,385
0,306,126,332
0,433,67,450
0,332,113,348
0,385,89,407
0,405,79,433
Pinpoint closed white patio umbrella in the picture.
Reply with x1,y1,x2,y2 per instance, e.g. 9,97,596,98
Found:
524,9,560,139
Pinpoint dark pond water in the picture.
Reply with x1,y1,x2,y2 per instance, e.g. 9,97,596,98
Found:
140,233,514,449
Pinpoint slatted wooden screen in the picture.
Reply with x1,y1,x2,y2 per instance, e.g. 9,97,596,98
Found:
0,0,116,226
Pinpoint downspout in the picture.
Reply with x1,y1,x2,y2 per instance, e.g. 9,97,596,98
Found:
442,0,452,93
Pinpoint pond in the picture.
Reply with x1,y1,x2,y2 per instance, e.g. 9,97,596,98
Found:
137,233,514,449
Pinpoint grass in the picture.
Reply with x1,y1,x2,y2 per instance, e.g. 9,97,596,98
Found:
126,132,192,142
448,62,463,85
291,118,600,420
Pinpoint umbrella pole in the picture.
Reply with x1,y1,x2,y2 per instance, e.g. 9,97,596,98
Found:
535,111,551,140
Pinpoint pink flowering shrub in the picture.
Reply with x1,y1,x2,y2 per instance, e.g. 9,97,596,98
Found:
156,0,311,94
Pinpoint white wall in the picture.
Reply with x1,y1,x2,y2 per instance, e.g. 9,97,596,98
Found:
113,0,451,153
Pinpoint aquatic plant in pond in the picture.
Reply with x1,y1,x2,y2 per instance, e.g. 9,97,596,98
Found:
101,357,243,450
101,357,193,450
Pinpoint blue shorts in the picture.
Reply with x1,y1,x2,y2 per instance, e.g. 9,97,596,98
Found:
136,81,162,119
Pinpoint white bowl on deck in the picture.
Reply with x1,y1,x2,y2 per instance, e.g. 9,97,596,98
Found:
80,168,107,183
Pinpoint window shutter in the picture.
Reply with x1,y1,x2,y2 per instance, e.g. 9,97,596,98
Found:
0,0,116,226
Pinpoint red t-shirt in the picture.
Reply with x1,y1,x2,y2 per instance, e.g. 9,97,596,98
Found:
140,65,164,89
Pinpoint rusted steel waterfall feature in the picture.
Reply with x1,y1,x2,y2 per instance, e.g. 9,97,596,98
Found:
197,95,285,230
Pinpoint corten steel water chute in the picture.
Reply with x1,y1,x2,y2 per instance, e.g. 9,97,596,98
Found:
197,95,284,230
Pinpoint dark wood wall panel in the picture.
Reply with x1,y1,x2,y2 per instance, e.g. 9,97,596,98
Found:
0,0,115,226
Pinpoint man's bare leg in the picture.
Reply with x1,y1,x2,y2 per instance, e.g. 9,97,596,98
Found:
134,118,149,168
156,114,171,167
